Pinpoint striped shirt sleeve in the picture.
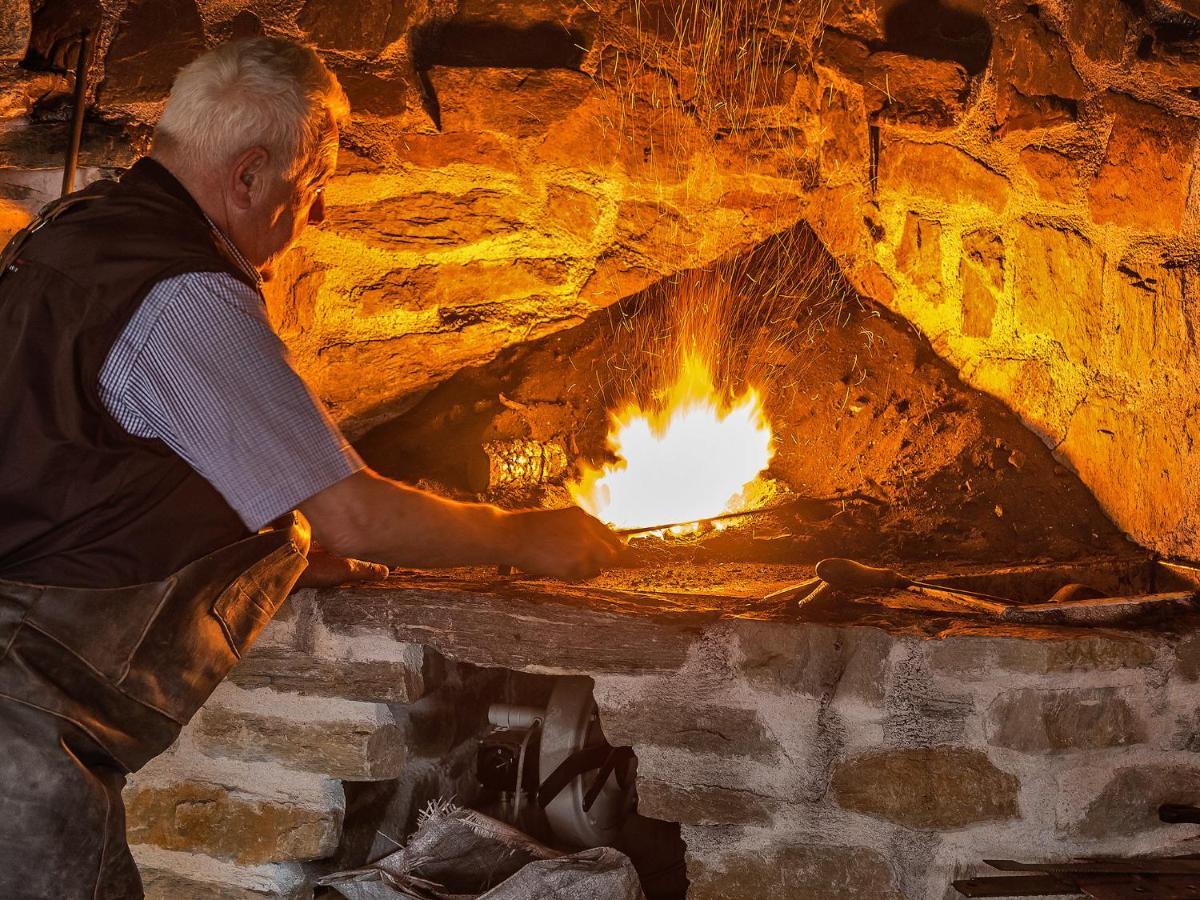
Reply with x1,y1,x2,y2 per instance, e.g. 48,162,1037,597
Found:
98,271,364,531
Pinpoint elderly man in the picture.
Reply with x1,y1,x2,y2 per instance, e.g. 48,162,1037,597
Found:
0,37,620,899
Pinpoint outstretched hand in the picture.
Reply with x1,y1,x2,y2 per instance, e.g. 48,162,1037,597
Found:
505,506,625,581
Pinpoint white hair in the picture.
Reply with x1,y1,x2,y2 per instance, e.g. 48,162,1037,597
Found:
155,37,349,180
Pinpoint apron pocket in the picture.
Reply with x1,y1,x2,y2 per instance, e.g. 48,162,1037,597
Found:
211,584,282,660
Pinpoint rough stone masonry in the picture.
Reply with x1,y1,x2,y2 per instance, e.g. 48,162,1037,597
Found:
122,566,1200,898
3,0,1200,558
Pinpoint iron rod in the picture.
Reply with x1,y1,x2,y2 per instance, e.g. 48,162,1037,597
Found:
614,493,866,536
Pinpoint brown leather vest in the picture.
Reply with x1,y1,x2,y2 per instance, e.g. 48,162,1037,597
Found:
0,159,253,588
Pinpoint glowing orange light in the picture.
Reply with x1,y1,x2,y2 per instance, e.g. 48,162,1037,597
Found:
570,350,775,532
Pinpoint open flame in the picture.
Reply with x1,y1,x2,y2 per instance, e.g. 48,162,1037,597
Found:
570,350,775,532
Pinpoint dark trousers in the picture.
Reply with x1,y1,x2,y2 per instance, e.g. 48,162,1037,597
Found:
0,520,308,899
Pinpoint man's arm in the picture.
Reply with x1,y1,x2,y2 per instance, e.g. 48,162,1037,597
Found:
299,469,622,581
101,271,621,583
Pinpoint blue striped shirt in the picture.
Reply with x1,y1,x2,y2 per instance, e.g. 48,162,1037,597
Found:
98,270,364,531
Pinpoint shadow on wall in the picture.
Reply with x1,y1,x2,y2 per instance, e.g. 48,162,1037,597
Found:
881,0,993,74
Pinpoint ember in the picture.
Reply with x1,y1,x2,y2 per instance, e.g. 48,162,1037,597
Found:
569,348,774,533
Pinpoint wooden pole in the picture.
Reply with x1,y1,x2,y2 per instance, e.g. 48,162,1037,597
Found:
61,29,94,198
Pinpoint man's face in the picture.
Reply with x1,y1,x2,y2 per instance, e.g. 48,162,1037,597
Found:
245,141,336,280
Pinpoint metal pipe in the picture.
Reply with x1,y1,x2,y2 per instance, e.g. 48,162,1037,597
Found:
61,29,94,198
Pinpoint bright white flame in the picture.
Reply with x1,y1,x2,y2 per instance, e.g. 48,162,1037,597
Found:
570,351,775,531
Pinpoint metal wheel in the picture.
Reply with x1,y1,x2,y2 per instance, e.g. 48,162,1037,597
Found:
538,676,635,848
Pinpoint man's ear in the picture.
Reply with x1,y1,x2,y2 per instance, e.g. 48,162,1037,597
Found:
230,146,270,209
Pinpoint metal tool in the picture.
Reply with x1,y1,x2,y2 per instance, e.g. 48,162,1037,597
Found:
61,29,94,197
814,557,1016,617
815,557,1199,626
954,853,1200,896
614,492,872,537
1002,591,1197,626
761,576,822,603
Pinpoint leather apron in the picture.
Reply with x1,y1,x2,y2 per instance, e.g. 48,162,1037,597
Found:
0,515,309,899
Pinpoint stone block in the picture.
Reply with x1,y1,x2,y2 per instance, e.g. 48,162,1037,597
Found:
713,126,815,182
545,184,601,241
895,212,943,300
234,608,442,704
571,251,661,307
960,228,1003,338
601,701,777,760
125,782,342,865
231,648,439,704
437,0,594,69
687,841,902,899
1088,93,1199,233
884,652,975,747
1111,254,1196,376
1063,0,1134,63
133,845,311,900
831,747,1019,829
815,28,871,81
0,70,63,122
1020,146,1081,204
863,51,970,128
993,9,1085,132
533,86,700,185
24,0,99,71
636,778,783,827
331,189,530,252
396,131,519,173
1170,709,1200,752
0,118,139,170
1160,1,1200,17
927,633,1158,677
297,0,402,53
0,0,30,63
732,621,891,710
99,0,205,105
593,199,700,280
193,692,407,781
1130,33,1200,104
430,67,593,139
312,582,711,676
987,687,1145,752
725,54,801,110
356,258,572,318
1062,397,1200,551
823,0,883,42
818,87,869,183
880,142,1008,212
1175,632,1200,680
1012,219,1104,364
1075,765,1200,838
332,64,411,118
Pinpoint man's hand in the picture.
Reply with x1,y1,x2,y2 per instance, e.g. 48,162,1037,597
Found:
299,470,623,581
503,506,625,581
292,545,390,591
